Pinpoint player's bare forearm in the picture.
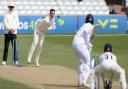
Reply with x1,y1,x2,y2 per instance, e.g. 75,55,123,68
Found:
91,24,99,37
90,24,99,42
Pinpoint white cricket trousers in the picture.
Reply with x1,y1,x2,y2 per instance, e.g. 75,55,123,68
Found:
72,43,91,84
91,60,127,89
28,30,45,64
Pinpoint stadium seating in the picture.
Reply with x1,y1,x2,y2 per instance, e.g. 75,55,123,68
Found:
0,0,109,16
126,0,128,7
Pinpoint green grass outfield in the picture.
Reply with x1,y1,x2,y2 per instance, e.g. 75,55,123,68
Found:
0,77,34,89
0,34,128,88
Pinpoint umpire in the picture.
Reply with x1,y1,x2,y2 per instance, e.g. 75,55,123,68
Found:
2,2,19,65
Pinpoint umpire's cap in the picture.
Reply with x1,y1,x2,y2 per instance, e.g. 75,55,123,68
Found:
8,2,15,7
85,14,94,25
104,43,112,52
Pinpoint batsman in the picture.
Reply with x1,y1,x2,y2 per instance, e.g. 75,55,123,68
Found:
72,14,99,87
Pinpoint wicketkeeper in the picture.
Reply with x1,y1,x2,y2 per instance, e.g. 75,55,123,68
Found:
91,43,127,89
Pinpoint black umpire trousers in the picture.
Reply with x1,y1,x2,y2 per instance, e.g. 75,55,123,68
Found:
3,34,17,62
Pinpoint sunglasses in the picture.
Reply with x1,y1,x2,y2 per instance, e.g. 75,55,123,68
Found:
50,13,55,14
8,6,14,8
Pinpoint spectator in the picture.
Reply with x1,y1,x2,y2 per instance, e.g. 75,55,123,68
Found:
109,4,117,14
78,0,82,3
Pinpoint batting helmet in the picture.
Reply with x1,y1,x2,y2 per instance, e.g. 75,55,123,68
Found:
85,14,94,25
104,43,112,52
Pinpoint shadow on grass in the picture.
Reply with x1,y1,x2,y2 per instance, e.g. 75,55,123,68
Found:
43,83,89,89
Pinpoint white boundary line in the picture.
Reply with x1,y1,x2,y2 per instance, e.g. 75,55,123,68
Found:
0,34,128,37
45,34,128,37
19,34,128,37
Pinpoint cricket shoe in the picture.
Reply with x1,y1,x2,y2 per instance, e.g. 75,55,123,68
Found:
28,61,31,64
15,61,19,65
35,62,40,67
1,61,6,65
77,83,83,87
27,60,31,64
82,83,90,88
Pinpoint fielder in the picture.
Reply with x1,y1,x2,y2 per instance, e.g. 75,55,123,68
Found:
91,43,127,89
27,9,56,66
72,14,99,87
